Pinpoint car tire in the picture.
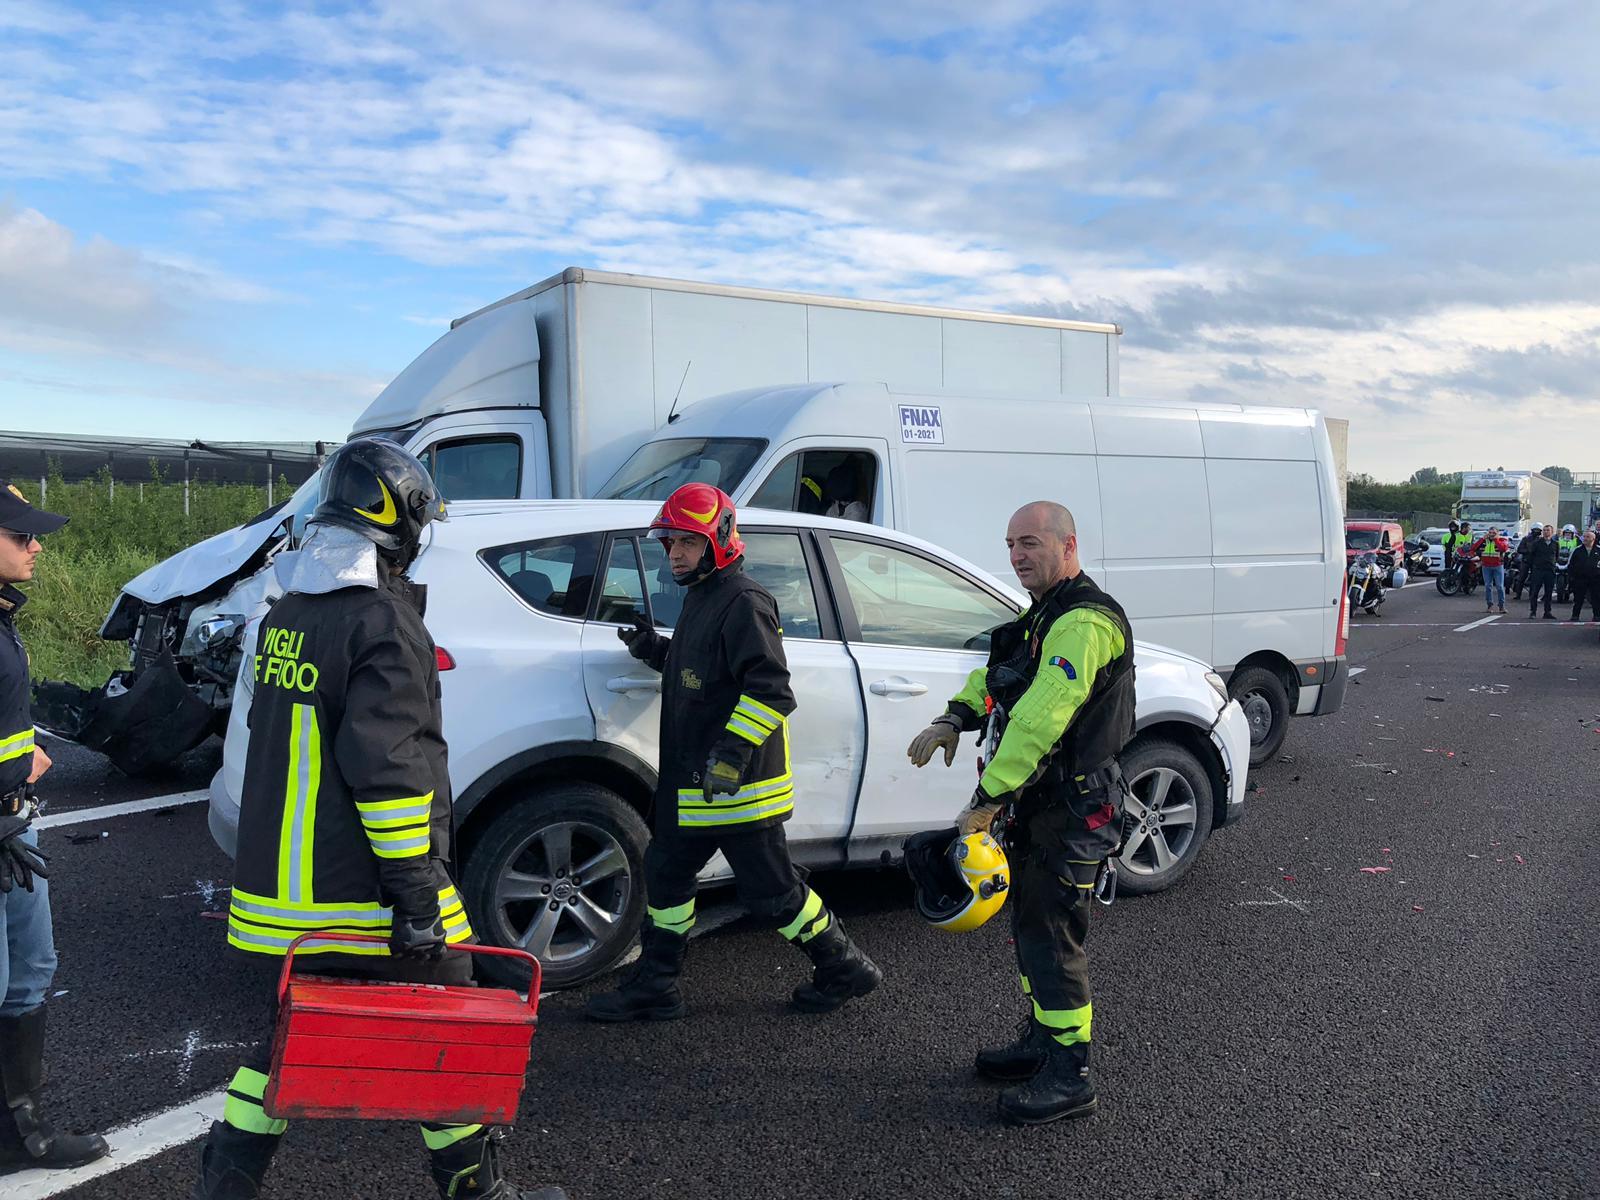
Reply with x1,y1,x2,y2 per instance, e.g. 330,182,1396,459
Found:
461,782,650,991
1115,737,1214,896
1229,665,1291,766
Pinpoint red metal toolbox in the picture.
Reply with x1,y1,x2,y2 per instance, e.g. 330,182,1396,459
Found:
263,934,541,1124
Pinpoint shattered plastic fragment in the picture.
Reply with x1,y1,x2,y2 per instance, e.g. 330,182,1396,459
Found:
1412,905,1424,913
1359,866,1392,875
1514,854,1526,864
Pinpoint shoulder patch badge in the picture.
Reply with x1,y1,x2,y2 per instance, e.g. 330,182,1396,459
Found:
1049,656,1077,680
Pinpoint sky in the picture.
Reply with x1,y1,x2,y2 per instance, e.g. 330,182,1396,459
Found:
2,0,1597,482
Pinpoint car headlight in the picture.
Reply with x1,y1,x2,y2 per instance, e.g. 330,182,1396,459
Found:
1204,671,1229,705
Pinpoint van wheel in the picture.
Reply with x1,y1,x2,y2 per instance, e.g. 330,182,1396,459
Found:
1230,665,1290,766
462,783,649,991
1116,737,1214,895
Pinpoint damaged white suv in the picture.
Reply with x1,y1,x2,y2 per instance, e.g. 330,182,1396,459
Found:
209,502,1252,988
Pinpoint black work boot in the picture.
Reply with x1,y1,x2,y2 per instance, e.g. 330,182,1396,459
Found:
997,1041,1098,1125
192,1121,281,1199
0,1007,109,1175
584,925,688,1022
790,918,883,1013
975,1018,1051,1082
429,1127,568,1199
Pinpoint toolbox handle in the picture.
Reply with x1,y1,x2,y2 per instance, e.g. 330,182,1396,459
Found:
277,933,542,1012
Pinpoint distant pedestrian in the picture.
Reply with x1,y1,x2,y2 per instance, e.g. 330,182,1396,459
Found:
1470,526,1509,613
1525,525,1558,619
1569,530,1600,622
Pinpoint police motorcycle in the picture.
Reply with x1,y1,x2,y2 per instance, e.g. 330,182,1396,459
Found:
1348,551,1388,615
1403,536,1432,577
1435,552,1480,597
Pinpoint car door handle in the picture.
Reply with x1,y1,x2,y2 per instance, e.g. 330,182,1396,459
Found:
869,678,928,697
606,675,662,694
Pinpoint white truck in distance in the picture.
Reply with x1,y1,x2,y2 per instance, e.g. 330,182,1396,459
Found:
1456,471,1559,542
42,269,1121,773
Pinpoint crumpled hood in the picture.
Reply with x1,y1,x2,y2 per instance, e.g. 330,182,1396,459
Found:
273,524,381,595
120,509,290,605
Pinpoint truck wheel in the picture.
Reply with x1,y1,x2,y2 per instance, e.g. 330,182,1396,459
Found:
461,783,650,991
1229,665,1291,766
1115,737,1214,896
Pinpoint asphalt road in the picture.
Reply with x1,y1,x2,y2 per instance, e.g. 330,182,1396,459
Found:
10,581,1598,1200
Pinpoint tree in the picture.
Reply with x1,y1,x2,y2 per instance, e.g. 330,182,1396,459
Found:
1541,465,1573,487
1408,467,1441,485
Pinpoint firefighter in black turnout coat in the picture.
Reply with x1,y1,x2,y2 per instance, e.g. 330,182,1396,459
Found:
198,439,565,1200
587,484,882,1021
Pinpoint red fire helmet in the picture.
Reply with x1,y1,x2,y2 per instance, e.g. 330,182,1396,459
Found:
649,483,744,570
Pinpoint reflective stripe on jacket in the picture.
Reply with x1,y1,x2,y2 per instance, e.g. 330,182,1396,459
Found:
229,574,471,959
0,585,34,796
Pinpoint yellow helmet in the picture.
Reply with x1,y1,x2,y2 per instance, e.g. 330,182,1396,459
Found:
903,827,1010,933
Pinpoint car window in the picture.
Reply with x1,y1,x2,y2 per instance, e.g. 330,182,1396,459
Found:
424,435,522,500
828,536,1015,651
482,533,601,618
748,449,877,523
595,538,648,625
634,531,825,640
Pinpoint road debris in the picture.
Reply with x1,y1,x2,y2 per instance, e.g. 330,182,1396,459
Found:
1359,866,1392,875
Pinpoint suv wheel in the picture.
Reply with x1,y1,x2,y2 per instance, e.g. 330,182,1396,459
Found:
462,782,649,990
1115,737,1215,896
1229,665,1291,765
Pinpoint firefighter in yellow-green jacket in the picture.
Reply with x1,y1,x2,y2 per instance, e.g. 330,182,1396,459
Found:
199,439,565,1200
908,501,1135,1125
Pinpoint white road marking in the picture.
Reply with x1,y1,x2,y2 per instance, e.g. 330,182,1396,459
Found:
1348,667,1367,678
34,790,208,830
1454,613,1503,633
0,1088,224,1200
124,1030,259,1087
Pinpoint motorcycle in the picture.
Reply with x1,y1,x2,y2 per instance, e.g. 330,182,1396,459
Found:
1404,537,1432,577
1507,553,1531,601
1435,554,1481,597
1348,551,1386,615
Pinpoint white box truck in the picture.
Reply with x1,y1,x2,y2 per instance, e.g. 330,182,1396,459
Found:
598,385,1351,764
1456,471,1559,542
38,269,1122,772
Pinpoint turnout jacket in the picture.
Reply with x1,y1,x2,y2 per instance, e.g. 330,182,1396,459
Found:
945,573,1135,814
0,585,35,800
228,552,471,960
640,559,796,833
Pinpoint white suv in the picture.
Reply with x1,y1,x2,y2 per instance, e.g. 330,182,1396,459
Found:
210,502,1252,988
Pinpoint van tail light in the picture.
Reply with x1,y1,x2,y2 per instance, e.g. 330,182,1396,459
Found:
435,647,456,671
1334,583,1349,658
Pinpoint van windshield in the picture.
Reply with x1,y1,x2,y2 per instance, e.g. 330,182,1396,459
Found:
597,438,767,501
1345,528,1383,550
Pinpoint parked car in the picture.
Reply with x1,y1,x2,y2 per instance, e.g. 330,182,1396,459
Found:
1416,527,1451,573
1344,520,1405,584
209,503,1253,989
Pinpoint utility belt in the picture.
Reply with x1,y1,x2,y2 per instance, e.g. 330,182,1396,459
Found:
1001,759,1128,907
2,783,38,819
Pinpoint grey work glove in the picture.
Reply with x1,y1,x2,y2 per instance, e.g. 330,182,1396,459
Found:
0,815,48,894
617,615,662,663
908,715,963,768
958,792,1004,837
389,912,447,962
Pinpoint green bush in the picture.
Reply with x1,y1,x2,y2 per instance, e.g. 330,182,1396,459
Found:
16,467,284,686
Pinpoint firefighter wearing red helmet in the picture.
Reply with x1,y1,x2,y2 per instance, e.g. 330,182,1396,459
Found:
587,483,882,1020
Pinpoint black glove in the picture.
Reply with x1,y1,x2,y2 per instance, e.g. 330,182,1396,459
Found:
0,815,48,894
389,911,447,961
704,741,754,799
617,615,661,662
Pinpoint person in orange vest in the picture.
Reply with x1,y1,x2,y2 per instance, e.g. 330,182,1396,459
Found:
1469,526,1509,614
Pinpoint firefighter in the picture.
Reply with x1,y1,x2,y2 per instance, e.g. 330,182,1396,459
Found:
0,482,109,1176
196,440,564,1200
586,483,881,1022
906,501,1135,1125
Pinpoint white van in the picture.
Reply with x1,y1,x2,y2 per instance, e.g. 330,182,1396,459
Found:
599,382,1349,763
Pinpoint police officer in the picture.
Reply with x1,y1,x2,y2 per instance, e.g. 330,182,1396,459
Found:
1555,524,1580,605
1443,520,1460,570
907,501,1134,1125
1526,523,1559,619
197,441,564,1200
587,483,881,1022
0,482,109,1176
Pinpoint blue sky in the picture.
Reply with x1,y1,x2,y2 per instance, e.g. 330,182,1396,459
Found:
2,0,1597,479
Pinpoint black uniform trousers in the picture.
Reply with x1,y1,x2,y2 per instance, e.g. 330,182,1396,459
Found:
643,807,821,940
1006,792,1123,1046
1571,578,1600,622
1528,569,1557,616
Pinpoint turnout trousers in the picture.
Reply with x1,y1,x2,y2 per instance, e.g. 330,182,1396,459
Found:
1007,798,1122,1047
643,812,833,949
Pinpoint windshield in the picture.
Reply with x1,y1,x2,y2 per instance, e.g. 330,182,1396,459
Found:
597,437,768,502
1345,529,1383,550
1459,502,1521,523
